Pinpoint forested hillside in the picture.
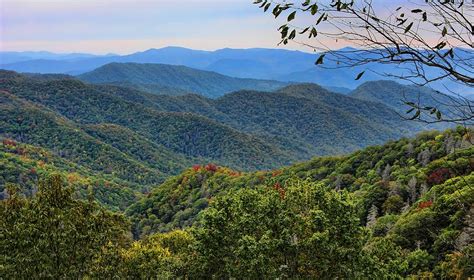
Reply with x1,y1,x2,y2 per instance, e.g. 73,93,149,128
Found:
2,69,460,211
2,127,472,278
0,70,292,170
78,62,287,98
1,67,471,279
350,80,464,127
2,0,472,277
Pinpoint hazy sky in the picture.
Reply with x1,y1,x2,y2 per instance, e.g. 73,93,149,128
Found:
1,0,421,54
1,0,298,54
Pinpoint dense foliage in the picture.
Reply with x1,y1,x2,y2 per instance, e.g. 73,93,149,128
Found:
1,67,472,278
1,127,473,278
126,127,474,278
0,139,138,210
0,70,292,173
192,179,368,279
1,70,437,181
0,175,130,278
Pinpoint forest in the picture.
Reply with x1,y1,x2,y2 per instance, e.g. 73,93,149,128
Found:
1,0,474,277
1,127,473,278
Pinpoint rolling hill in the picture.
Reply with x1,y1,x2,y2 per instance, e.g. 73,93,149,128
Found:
78,62,287,98
126,126,474,238
0,71,291,171
349,80,471,127
1,69,460,212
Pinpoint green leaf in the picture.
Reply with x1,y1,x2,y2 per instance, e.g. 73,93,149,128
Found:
288,11,296,22
316,13,325,25
442,26,447,36
355,71,365,80
404,22,413,33
436,110,442,120
422,12,427,21
280,26,289,38
410,110,421,120
299,27,310,34
273,5,282,17
288,29,296,40
309,27,318,38
315,54,325,65
311,4,319,15
434,41,446,50
443,48,454,58
264,3,271,12
411,9,423,13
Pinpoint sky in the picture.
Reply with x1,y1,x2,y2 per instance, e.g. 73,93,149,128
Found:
0,0,441,55
1,0,299,54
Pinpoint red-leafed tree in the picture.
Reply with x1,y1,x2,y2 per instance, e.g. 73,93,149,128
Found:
205,163,218,172
427,167,452,186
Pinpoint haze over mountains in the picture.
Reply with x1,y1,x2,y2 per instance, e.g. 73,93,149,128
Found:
2,47,472,96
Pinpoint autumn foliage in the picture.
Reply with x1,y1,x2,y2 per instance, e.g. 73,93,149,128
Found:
2,139,17,147
273,182,286,199
272,170,282,177
427,168,452,186
418,200,433,209
205,163,218,172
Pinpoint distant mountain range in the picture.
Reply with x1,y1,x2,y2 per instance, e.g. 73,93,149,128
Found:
0,51,116,65
2,47,472,96
78,63,287,98
0,47,315,78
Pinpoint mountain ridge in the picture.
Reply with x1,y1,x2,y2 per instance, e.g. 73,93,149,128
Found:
78,62,287,98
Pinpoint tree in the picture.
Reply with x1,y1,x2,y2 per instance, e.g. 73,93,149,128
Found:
254,0,473,124
418,148,432,166
120,230,196,279
0,175,130,279
366,204,379,227
382,164,392,182
408,176,418,204
193,179,368,278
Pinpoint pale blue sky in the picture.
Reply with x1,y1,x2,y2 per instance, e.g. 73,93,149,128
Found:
1,0,291,54
1,0,415,54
